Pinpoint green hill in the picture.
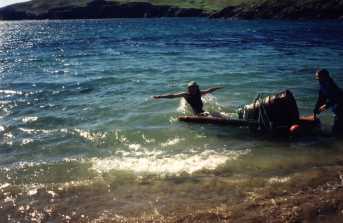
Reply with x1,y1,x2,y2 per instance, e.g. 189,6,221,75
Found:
1,0,342,20
8,0,253,13
114,0,250,11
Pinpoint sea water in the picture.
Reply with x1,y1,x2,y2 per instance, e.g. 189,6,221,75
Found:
0,18,343,221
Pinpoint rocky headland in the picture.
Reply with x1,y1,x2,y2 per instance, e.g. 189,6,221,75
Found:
210,0,343,20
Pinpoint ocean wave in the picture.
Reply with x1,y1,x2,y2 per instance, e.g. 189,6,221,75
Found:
17,127,108,146
160,137,184,147
90,149,251,175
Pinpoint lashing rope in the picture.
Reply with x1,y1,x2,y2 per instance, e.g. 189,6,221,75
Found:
254,94,273,131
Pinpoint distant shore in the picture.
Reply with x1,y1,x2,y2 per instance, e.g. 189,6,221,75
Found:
1,0,343,21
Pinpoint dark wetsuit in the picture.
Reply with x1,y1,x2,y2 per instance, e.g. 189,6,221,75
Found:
184,93,204,115
314,80,343,134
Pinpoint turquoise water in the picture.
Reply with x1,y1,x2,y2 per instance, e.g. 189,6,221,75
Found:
1,18,343,221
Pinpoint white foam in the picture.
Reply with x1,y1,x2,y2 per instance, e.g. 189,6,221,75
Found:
27,188,38,196
268,177,291,184
19,128,56,134
142,134,155,143
90,149,250,175
3,132,14,145
73,128,107,142
176,98,189,114
176,94,227,115
0,90,23,95
22,116,38,124
202,94,225,113
21,138,33,145
160,137,184,147
128,144,142,151
0,183,10,189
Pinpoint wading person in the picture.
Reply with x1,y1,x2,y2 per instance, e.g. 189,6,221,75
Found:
313,69,343,135
153,81,223,115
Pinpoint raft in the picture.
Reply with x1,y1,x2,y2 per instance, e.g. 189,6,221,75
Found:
178,115,257,127
178,90,320,135
238,90,299,130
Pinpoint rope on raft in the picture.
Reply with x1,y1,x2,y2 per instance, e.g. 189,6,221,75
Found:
254,93,273,131
239,90,299,132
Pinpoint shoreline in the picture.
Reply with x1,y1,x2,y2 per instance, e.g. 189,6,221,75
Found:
1,17,343,23
2,162,343,222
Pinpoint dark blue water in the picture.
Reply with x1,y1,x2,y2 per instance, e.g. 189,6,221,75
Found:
1,18,343,221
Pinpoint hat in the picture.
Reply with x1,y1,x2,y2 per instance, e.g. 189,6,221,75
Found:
187,81,198,88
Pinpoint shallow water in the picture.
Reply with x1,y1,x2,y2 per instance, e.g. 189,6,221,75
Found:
1,18,343,221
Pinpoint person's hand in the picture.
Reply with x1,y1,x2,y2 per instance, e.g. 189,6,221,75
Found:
319,105,327,112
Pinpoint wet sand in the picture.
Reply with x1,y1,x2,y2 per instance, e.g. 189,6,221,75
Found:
2,163,343,223
177,165,343,223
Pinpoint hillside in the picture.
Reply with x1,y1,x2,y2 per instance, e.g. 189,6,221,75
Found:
0,0,209,19
211,0,343,20
1,0,250,14
0,0,343,20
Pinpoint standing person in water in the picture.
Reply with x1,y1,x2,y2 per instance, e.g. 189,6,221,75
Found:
153,81,223,115
313,69,343,135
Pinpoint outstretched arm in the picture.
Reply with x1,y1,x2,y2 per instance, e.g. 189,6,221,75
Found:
201,86,224,95
153,92,187,99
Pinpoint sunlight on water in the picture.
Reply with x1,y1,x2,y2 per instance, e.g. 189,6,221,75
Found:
73,128,108,142
22,116,38,123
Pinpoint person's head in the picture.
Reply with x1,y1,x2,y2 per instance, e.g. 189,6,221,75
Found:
187,81,200,95
315,69,330,83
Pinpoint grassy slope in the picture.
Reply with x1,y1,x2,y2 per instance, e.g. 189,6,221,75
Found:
12,0,255,13
116,0,253,11
6,0,89,14
7,0,342,15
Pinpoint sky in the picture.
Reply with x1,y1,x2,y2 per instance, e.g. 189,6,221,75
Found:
0,0,30,8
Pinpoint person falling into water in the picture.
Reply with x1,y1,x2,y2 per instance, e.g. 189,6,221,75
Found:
153,81,223,115
313,69,343,135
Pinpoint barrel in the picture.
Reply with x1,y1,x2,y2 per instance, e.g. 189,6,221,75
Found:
239,90,299,129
